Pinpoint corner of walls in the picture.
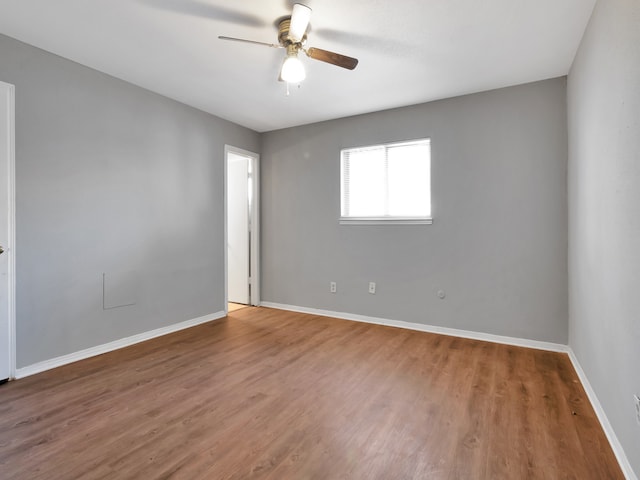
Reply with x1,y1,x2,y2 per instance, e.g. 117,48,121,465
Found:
0,33,259,369
260,78,569,345
567,0,640,478
567,349,638,480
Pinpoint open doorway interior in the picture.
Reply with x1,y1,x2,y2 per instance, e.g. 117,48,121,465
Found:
225,146,259,312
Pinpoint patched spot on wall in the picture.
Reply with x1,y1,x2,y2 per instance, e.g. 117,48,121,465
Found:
102,270,138,309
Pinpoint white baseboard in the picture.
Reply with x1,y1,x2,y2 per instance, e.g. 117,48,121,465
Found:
567,350,638,480
15,311,226,379
260,302,569,353
12,302,636,479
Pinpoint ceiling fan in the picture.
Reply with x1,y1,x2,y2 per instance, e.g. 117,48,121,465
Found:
218,3,358,85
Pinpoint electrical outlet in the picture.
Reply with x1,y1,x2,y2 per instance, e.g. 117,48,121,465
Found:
634,395,640,426
330,281,337,293
368,282,376,294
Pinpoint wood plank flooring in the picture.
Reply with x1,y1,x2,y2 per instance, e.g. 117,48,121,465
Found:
228,303,249,312
0,307,623,479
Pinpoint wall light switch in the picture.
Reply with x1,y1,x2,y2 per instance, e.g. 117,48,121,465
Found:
369,282,376,294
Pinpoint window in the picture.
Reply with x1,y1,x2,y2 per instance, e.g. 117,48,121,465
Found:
340,138,431,225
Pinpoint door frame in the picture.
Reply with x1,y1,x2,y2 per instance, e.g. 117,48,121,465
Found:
224,145,260,311
1,81,16,380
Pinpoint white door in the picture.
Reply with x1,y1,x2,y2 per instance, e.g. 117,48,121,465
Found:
227,152,250,305
0,81,15,382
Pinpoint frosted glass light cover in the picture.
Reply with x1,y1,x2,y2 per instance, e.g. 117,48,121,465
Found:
281,56,306,83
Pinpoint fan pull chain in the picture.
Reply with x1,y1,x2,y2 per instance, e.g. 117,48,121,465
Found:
284,82,303,96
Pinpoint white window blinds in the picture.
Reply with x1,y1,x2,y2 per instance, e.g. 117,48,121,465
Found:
341,138,431,224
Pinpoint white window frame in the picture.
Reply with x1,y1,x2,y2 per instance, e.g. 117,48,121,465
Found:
340,138,432,225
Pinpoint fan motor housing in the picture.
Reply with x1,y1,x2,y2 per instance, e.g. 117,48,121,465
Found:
278,19,306,46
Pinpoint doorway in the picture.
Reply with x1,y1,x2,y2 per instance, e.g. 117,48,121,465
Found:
0,81,16,382
225,146,259,311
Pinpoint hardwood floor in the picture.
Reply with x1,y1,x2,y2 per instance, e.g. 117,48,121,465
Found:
228,302,249,312
0,307,623,479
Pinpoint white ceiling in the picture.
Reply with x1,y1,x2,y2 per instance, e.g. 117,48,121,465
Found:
0,0,596,132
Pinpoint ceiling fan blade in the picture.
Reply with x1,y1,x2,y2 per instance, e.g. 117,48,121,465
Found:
288,3,312,42
306,47,359,70
218,36,282,48
142,1,266,27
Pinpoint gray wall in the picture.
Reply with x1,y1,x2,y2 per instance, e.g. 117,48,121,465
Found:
0,34,260,368
568,0,640,475
261,78,568,343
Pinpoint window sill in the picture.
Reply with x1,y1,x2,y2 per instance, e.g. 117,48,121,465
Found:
339,217,433,226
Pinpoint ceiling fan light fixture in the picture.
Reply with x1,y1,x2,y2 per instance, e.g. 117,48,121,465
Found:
219,2,358,87
281,54,306,83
